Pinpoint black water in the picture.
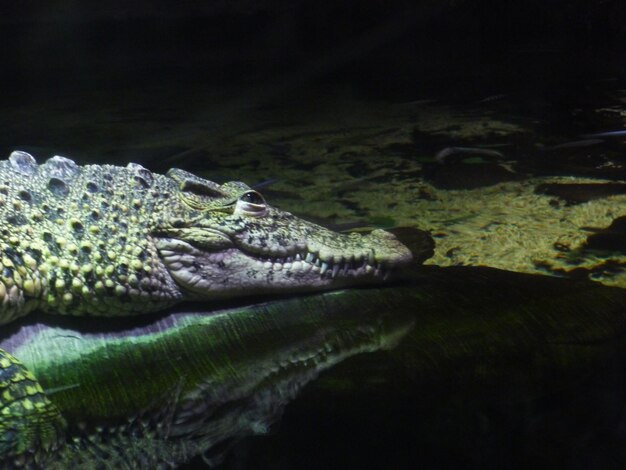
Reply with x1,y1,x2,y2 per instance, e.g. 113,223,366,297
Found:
2,1,626,468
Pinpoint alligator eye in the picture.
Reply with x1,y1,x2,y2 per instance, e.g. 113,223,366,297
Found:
234,191,267,217
239,191,265,205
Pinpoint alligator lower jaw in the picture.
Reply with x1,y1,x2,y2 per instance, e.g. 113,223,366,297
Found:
155,238,395,298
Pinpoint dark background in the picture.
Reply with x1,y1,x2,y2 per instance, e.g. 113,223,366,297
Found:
1,0,625,102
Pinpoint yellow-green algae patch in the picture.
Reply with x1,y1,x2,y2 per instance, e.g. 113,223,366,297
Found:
348,176,626,288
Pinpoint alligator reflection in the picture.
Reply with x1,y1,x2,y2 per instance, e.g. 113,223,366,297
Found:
4,266,626,468
0,282,415,468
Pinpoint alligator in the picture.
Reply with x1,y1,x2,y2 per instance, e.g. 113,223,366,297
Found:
0,150,416,466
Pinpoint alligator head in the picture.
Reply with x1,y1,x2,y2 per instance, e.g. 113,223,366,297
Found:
155,169,415,299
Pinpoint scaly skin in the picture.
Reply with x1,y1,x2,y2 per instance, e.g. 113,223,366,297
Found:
0,150,415,464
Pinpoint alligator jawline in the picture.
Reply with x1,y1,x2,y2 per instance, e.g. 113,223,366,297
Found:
157,238,390,286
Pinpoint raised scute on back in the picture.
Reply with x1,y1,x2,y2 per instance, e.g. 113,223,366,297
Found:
127,162,154,189
9,151,37,176
43,156,80,179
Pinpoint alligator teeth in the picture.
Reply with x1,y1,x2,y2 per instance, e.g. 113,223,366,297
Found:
249,247,387,278
375,263,389,277
320,262,329,275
